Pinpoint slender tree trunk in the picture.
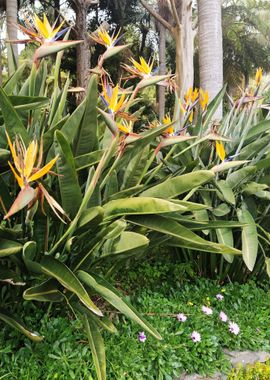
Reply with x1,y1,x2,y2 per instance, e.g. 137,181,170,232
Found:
181,0,194,95
174,0,194,99
0,42,2,86
158,24,166,120
74,1,91,102
140,0,195,100
198,0,223,118
6,0,18,73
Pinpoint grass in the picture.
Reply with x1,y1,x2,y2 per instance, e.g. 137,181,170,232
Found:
0,259,269,379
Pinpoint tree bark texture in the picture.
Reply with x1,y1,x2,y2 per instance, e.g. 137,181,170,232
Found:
72,0,92,102
140,0,194,100
158,24,166,120
198,0,223,118
6,0,18,72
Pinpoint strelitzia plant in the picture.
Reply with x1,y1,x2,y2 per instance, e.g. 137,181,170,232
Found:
90,28,130,69
12,13,82,66
100,78,127,116
4,132,67,222
0,20,258,380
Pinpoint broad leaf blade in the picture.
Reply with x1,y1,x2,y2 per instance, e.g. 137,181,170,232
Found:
83,314,106,380
41,256,103,316
237,207,258,271
104,197,187,219
0,239,22,257
78,271,162,340
140,170,214,198
128,215,242,255
54,130,82,218
0,87,29,143
0,307,43,342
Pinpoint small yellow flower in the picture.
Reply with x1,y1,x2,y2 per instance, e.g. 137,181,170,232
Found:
189,110,194,123
132,57,153,76
123,57,154,79
18,13,65,44
90,28,121,48
199,89,209,111
215,140,226,161
162,114,174,134
184,87,199,105
101,80,127,115
6,132,57,189
148,119,160,129
255,67,263,86
191,88,199,103
116,120,133,134
184,87,193,104
33,14,65,42
221,288,226,293
4,132,67,222
187,301,194,306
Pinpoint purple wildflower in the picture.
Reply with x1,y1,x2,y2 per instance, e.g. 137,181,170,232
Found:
191,331,201,343
202,305,213,315
216,294,224,301
138,331,146,342
177,313,187,322
219,311,228,322
229,322,240,335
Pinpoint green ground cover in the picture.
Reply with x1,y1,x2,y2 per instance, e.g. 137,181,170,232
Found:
0,259,269,379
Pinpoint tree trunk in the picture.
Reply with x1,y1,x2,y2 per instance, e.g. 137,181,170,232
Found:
174,0,194,99
74,1,91,102
181,0,194,95
6,0,18,73
198,0,223,118
158,24,166,120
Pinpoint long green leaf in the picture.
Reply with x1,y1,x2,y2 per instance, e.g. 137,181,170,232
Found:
140,170,214,198
203,85,227,127
237,207,258,271
75,150,104,171
7,95,49,110
0,88,29,143
83,315,106,380
77,271,162,340
75,75,98,155
104,197,187,219
41,256,103,316
227,166,257,188
24,279,64,302
76,206,104,234
216,228,234,263
3,62,26,94
246,119,270,140
102,231,149,258
54,131,82,218
128,215,242,255
0,307,43,342
22,241,42,274
61,99,86,144
0,239,22,257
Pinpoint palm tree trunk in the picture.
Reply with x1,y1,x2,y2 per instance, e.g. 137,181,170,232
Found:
198,0,223,118
6,0,18,73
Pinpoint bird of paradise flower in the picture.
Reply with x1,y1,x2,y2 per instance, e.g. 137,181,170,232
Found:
11,13,82,66
4,132,68,223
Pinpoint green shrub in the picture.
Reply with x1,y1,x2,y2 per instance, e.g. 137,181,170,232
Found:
227,362,270,380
